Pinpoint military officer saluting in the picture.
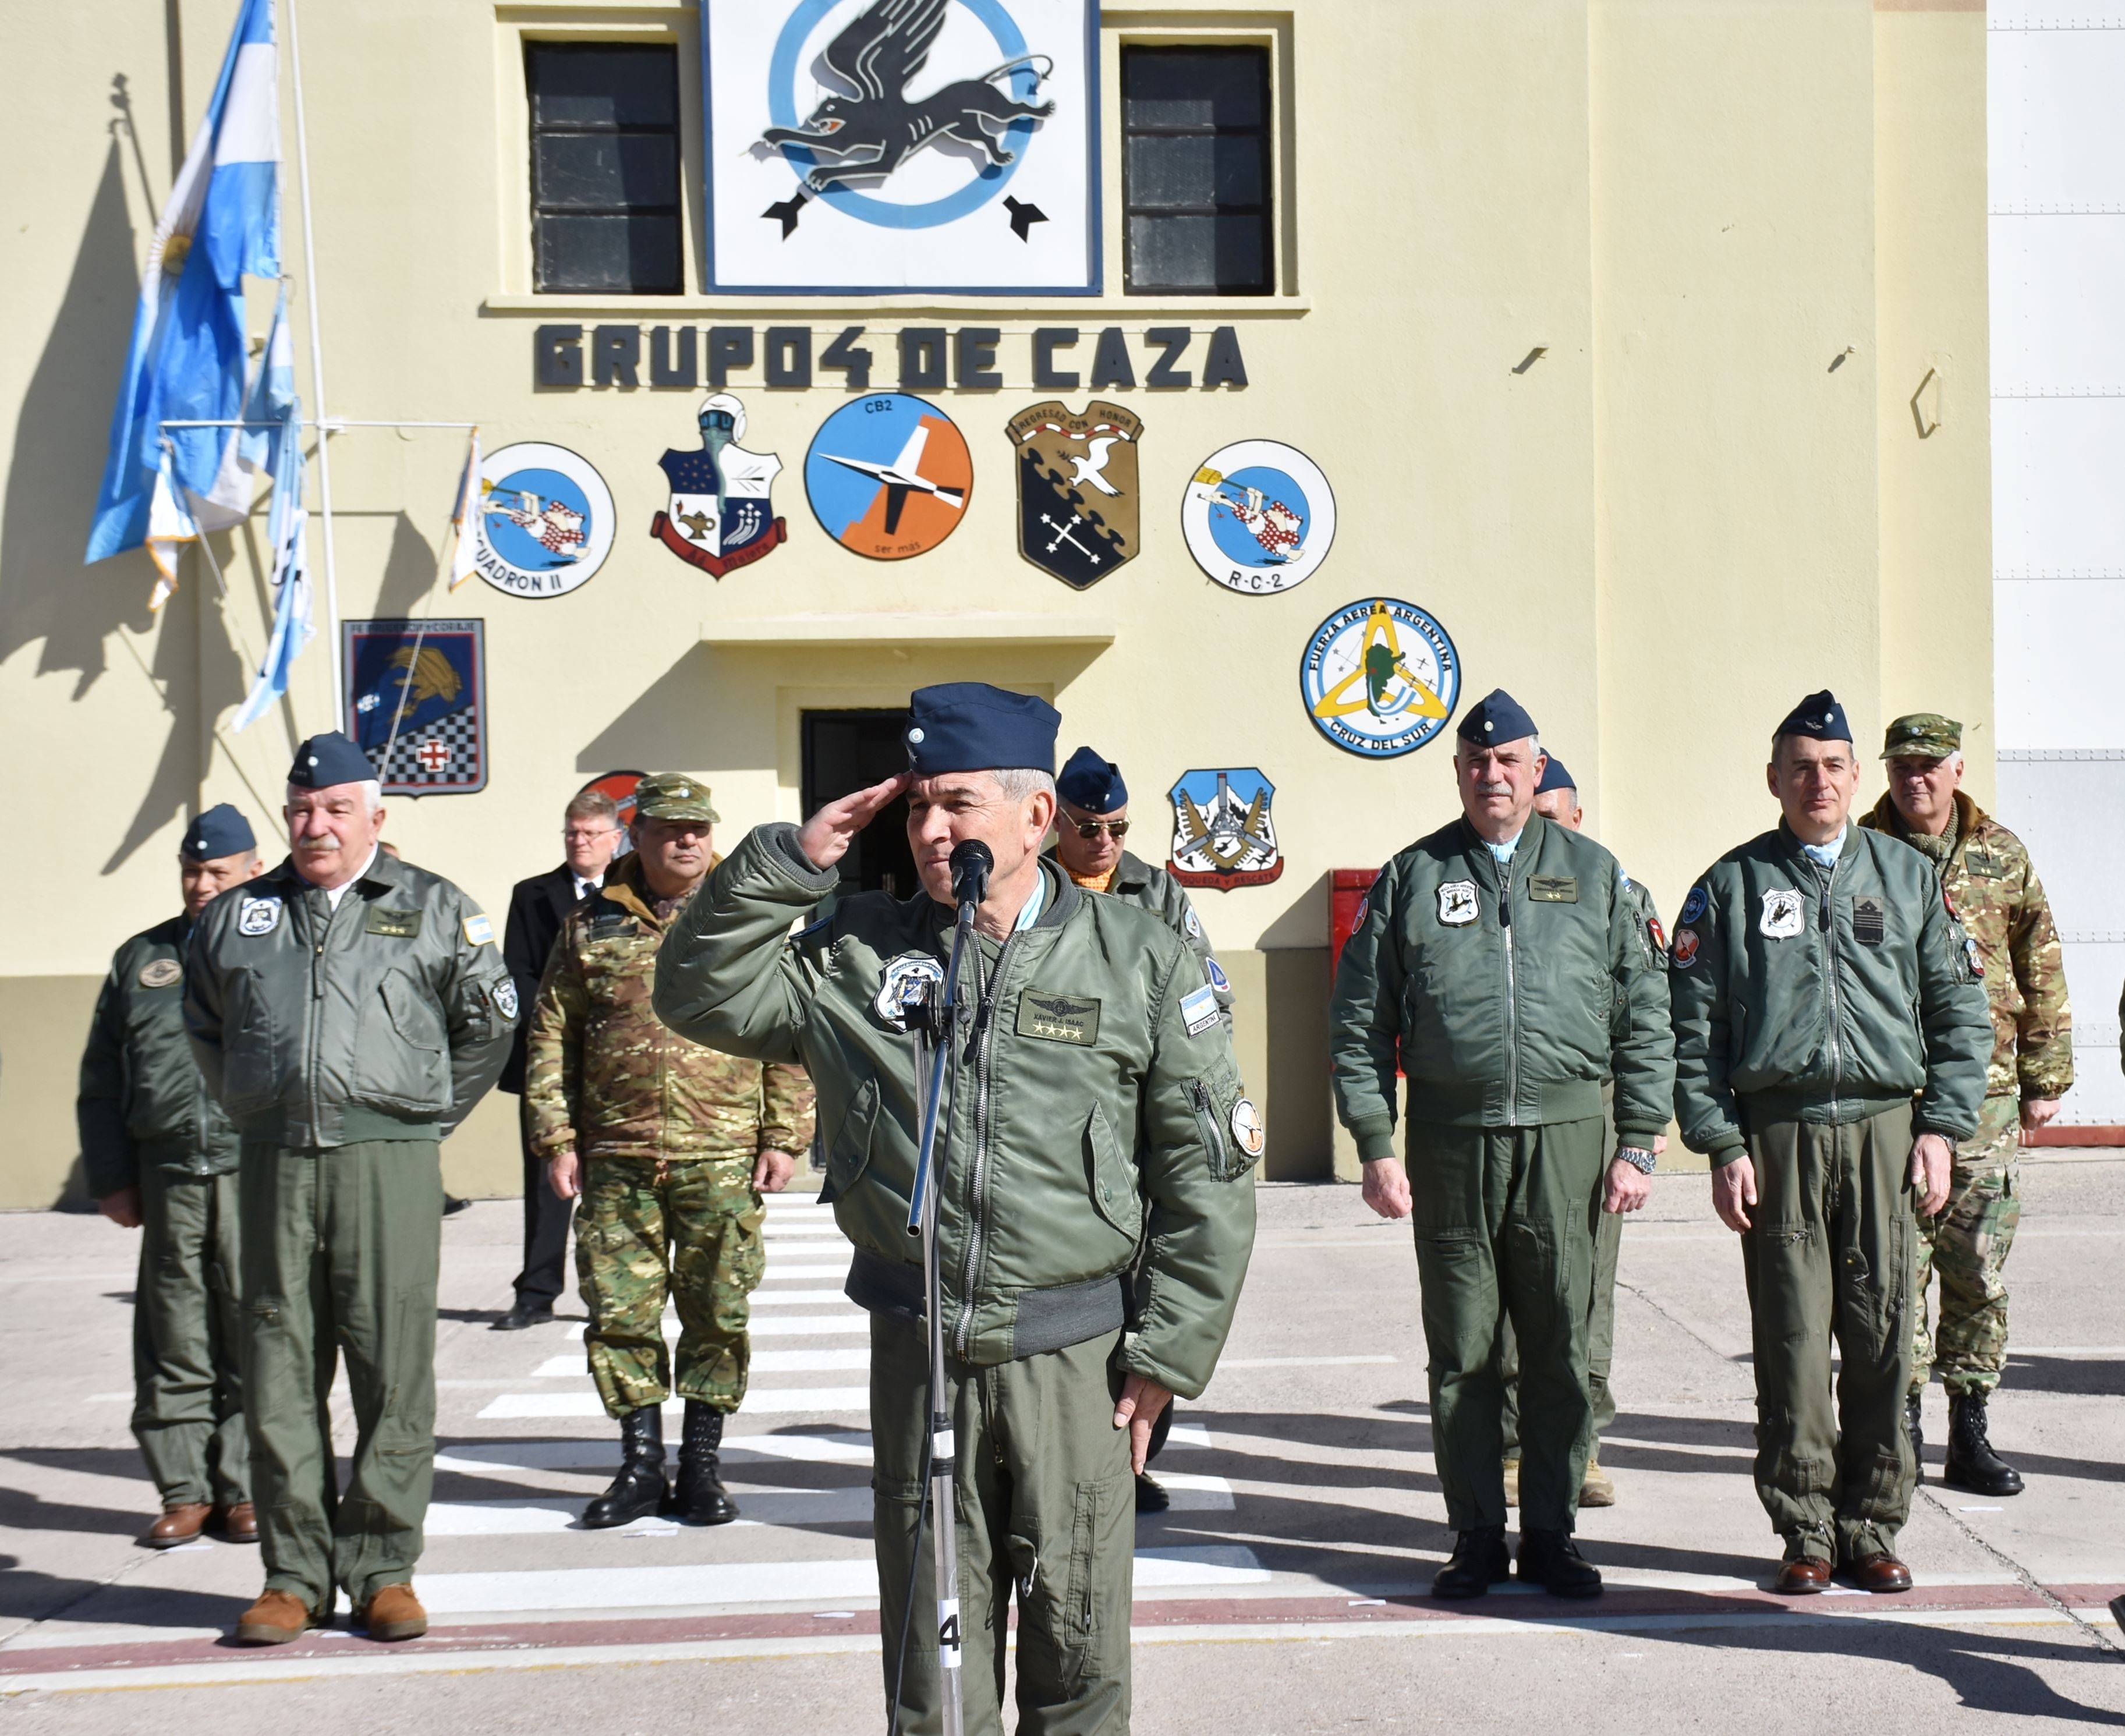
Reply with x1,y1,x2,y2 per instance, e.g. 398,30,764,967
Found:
653,683,1258,1736
1330,693,1674,1600
1860,713,2072,1496
185,733,516,1646
526,773,814,1530
1669,692,1991,1594
79,803,263,1549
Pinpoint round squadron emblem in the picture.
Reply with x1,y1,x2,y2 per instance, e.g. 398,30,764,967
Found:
805,395,972,561
1230,1098,1266,1159
1183,441,1336,594
1300,598,1460,759
138,958,183,989
875,952,945,1030
470,442,617,599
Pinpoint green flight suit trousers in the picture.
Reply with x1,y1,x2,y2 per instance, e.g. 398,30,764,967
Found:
1498,1203,1621,1457
1407,1116,1605,1532
870,1315,1134,1736
239,1139,442,1610
133,1167,248,1508
1739,1103,1917,1563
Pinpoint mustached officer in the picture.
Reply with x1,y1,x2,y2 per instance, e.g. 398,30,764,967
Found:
79,803,264,1550
1046,742,1230,1513
184,733,516,1647
652,683,1259,1736
1668,693,1991,1594
1330,691,1675,1600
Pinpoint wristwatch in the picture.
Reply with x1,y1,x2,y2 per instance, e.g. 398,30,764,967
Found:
1614,1146,1658,1175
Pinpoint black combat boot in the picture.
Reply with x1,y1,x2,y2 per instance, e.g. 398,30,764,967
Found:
1906,1391,1925,1485
673,1399,738,1525
1943,1393,2024,1497
1431,1525,1511,1599
580,1405,668,1529
1517,1529,1604,1599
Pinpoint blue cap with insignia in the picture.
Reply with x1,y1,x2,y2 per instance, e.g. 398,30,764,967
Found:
905,683,1059,777
1776,690,1851,743
1057,746,1127,813
1535,754,1575,795
180,803,256,863
288,731,378,789
1455,688,1539,746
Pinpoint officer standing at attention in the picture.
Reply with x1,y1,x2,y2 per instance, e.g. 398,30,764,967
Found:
1493,755,1669,1514
653,683,1259,1736
1669,692,1991,1595
1329,693,1674,1601
1045,742,1228,1512
527,773,814,1530
185,732,516,1647
79,804,263,1550
1859,713,2071,1496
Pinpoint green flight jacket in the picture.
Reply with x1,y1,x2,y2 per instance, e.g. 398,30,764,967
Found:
1328,814,1676,1163
1046,846,1232,1021
1667,823,1992,1165
183,851,516,1148
77,914,240,1197
653,826,1258,1400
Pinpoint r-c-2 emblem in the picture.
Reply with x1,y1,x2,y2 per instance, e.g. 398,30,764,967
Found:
1300,599,1460,759
1167,768,1283,891
650,394,787,579
1183,440,1336,594
1005,399,1141,588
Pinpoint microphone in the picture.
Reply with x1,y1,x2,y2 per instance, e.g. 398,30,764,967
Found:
949,839,993,910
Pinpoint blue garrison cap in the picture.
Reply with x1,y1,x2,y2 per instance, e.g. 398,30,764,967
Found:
905,683,1059,777
1456,688,1539,746
1057,746,1127,813
288,731,378,789
1776,690,1851,743
1535,754,1575,796
180,803,256,863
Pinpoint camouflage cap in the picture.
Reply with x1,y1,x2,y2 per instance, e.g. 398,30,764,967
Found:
1881,713,1963,761
632,773,720,824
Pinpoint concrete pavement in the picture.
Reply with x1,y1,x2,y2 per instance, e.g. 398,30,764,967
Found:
1,1160,2122,1731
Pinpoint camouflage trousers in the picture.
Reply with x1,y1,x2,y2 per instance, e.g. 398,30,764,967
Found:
1912,1094,2022,1399
575,1155,766,1419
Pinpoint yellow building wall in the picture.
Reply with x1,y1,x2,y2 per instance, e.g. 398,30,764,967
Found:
0,0,1991,1206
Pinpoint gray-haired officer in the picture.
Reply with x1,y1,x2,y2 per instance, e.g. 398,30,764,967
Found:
185,732,516,1647
653,682,1258,1735
79,803,263,1549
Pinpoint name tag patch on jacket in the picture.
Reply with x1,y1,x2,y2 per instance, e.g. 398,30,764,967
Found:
1528,876,1578,903
589,913,634,939
366,907,423,939
1437,881,1479,926
237,897,283,937
462,913,495,946
137,957,183,989
1180,983,1220,1036
1966,852,2007,879
1850,895,1885,945
1017,989,1100,1046
1759,888,1805,939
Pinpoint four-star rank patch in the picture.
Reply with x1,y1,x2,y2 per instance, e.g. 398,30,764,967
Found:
1017,989,1101,1047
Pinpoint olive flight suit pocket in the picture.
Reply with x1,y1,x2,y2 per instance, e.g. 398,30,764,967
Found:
1185,1057,1259,1183
827,1077,880,1198
1084,1103,1142,1241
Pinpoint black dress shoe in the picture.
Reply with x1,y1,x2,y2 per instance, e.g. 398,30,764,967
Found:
582,1407,670,1529
491,1299,554,1331
1517,1529,1603,1598
1943,1393,2024,1497
442,1195,473,1216
1135,1472,1170,1514
1432,1525,1511,1599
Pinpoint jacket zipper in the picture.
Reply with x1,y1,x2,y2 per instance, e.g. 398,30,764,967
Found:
1499,854,1520,1123
1816,855,1843,1122
1189,1079,1230,1179
954,929,1020,1359
306,888,331,1142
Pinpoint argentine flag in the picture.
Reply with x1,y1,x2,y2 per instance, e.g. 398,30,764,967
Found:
231,293,311,730
86,0,279,567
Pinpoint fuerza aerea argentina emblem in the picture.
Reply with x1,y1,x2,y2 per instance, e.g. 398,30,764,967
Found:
1299,599,1460,759
470,442,615,599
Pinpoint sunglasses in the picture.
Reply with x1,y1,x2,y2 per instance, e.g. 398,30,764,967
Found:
1070,819,1129,839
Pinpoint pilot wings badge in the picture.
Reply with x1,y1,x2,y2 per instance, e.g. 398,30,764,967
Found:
650,393,787,579
1167,768,1284,891
1005,400,1142,589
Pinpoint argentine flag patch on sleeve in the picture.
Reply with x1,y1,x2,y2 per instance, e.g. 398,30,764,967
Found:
462,913,495,947
1180,982,1220,1036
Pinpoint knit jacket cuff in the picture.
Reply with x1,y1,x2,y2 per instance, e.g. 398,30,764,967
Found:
1348,1116,1397,1164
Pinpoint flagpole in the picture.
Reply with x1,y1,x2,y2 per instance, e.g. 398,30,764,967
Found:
284,0,342,727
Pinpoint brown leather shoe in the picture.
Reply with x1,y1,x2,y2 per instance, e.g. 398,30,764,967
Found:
235,1589,323,1645
359,1583,428,1642
1848,1551,1914,1594
1773,1556,1833,1595
146,1503,212,1549
214,1503,259,1543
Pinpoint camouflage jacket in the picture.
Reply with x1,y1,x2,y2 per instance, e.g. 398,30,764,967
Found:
1861,791,2073,1100
526,852,815,1164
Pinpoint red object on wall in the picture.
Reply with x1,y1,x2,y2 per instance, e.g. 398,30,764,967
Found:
1330,868,1380,980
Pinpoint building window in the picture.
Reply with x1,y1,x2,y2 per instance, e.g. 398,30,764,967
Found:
527,42,683,295
1121,46,1272,296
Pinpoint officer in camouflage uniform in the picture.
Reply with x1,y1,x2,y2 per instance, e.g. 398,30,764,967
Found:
1495,754,1668,1513
1860,713,2071,1497
79,804,263,1549
528,773,815,1530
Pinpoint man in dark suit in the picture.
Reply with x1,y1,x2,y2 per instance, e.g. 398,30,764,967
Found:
493,788,625,1330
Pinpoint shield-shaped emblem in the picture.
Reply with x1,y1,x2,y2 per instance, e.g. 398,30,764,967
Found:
1005,400,1142,589
343,618,489,795
650,393,787,579
1167,768,1284,891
